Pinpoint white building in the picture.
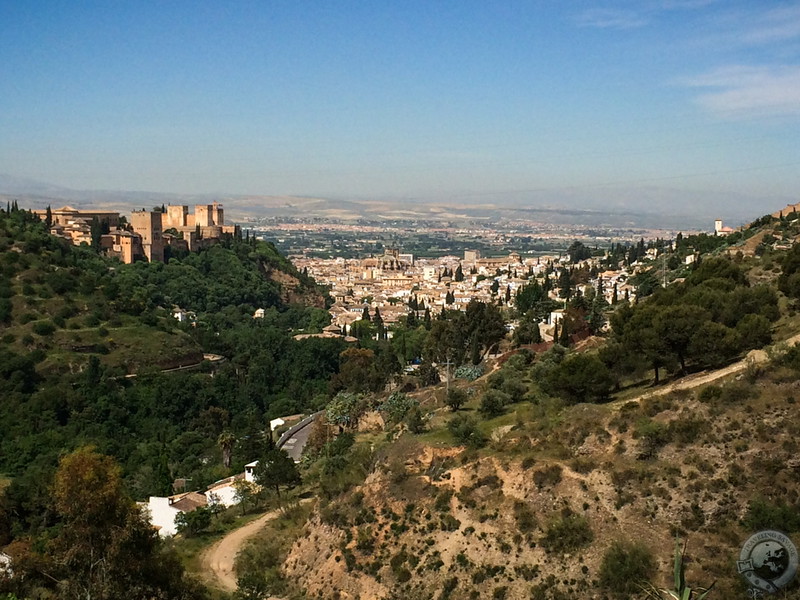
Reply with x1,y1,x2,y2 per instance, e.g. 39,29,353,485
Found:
146,491,208,537
244,460,259,483
205,474,245,508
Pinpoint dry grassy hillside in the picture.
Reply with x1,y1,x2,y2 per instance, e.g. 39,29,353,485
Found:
272,358,800,600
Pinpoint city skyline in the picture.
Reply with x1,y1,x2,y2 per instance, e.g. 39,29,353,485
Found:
1,1,799,214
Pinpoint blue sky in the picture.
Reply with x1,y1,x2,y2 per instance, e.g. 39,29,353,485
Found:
1,1,798,217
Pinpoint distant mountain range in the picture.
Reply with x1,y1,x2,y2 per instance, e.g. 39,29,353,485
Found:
0,173,780,230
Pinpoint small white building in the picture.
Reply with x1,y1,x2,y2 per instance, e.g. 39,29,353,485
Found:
244,460,259,483
205,474,245,508
146,491,208,537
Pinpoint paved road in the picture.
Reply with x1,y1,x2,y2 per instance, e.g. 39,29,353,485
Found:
276,411,323,462
279,423,313,462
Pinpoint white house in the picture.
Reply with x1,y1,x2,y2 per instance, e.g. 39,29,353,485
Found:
146,491,207,537
205,474,245,508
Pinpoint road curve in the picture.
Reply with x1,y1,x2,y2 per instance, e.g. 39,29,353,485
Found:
201,508,283,591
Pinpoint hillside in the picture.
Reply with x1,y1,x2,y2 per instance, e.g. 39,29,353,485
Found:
224,214,800,600
5,206,800,600
275,355,800,599
0,207,338,538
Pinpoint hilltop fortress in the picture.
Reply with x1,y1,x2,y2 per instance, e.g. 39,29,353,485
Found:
34,202,239,264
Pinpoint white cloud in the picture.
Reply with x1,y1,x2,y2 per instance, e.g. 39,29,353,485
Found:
574,8,649,29
682,65,800,118
741,5,800,45
575,0,718,30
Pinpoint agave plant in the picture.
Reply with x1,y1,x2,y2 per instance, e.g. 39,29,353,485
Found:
640,539,715,600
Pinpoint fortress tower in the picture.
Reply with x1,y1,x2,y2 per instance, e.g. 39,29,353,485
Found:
130,209,164,262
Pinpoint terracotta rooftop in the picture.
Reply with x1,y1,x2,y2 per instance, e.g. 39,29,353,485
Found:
169,491,207,512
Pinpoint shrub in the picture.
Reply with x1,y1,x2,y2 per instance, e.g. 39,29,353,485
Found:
743,498,800,532
378,391,419,427
447,414,486,449
513,502,537,533
533,465,563,489
635,419,670,458
599,541,656,597
697,385,722,403
667,417,705,446
446,388,468,411
501,378,528,403
479,389,510,418
32,321,56,336
540,513,593,554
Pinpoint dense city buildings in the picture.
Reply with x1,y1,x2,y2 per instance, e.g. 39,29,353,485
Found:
293,246,639,342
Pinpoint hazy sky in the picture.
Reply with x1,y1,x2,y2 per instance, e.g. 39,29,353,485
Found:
1,1,799,212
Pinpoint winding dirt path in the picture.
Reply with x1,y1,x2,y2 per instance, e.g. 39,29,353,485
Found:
200,508,284,592
614,332,800,409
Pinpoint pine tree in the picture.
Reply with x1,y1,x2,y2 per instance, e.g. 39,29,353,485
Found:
558,268,572,300
361,306,370,321
45,204,52,227
90,216,102,251
374,308,385,340
559,317,571,346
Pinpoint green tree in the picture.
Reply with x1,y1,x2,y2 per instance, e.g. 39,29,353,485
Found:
90,216,102,251
446,388,468,411
513,312,542,346
688,321,741,369
558,268,572,300
326,391,367,431
516,279,545,313
378,392,419,427
542,353,613,404
218,431,235,470
567,241,592,263
175,506,212,537
479,389,510,418
48,447,204,600
253,448,301,509
653,304,706,374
